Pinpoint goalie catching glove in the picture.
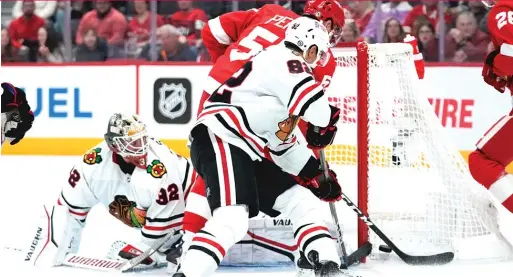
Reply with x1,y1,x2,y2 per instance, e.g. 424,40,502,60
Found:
305,105,340,150
1,83,34,145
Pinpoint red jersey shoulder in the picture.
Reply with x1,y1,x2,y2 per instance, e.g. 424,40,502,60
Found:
234,4,298,43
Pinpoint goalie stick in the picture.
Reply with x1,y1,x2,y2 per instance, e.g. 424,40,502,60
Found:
4,230,173,272
318,150,455,265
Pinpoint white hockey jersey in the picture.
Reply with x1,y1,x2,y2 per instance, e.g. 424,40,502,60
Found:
195,44,331,175
57,138,196,247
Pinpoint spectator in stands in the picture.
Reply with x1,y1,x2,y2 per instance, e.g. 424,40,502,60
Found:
139,24,196,62
75,28,108,62
361,0,412,43
339,20,361,43
54,1,87,42
8,0,46,60
36,25,64,63
467,1,488,33
416,22,439,62
169,0,209,48
128,0,164,47
12,0,57,20
383,18,406,43
1,28,28,62
75,0,128,49
445,11,489,62
403,0,452,36
347,1,374,33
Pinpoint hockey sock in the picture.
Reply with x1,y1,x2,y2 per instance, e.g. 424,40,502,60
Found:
180,206,249,277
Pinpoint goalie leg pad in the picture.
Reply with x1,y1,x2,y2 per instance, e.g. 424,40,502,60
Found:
273,185,339,266
181,205,249,277
25,205,84,267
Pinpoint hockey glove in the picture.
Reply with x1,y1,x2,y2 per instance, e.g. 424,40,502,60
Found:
305,105,340,150
482,49,509,93
307,169,342,202
2,83,34,145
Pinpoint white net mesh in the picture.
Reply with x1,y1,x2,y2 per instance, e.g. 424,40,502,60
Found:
325,43,513,260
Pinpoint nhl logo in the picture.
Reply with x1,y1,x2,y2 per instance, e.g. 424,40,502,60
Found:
158,82,187,120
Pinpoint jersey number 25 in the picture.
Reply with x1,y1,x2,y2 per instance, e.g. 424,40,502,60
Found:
230,26,280,61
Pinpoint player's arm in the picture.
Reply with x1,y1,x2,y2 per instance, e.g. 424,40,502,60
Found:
201,9,257,62
483,6,513,92
141,157,191,250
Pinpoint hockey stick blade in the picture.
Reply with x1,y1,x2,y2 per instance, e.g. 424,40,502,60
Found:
341,192,455,265
345,242,372,267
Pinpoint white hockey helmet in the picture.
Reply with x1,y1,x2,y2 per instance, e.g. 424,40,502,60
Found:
105,113,149,168
284,16,330,67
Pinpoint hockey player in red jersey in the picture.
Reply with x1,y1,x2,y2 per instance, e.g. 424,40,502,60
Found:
468,0,513,214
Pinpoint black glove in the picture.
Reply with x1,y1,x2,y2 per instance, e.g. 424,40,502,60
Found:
2,83,34,145
305,105,340,149
307,168,342,202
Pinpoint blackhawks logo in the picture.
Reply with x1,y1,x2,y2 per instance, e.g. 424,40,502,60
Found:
146,159,167,178
83,148,103,165
108,195,146,228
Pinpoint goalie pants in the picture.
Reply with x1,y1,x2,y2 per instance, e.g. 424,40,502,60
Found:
189,124,299,218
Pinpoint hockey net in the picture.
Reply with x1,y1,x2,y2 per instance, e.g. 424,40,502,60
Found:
326,42,513,261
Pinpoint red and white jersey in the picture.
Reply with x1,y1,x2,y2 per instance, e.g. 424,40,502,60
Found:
57,138,195,247
487,0,513,77
200,4,336,105
195,45,331,175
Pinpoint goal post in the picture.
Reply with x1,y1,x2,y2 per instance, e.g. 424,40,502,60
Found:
326,41,513,261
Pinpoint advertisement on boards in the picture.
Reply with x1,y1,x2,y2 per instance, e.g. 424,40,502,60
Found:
153,78,192,124
0,65,137,154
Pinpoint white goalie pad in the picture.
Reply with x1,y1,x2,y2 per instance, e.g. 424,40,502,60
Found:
221,216,339,267
24,205,84,267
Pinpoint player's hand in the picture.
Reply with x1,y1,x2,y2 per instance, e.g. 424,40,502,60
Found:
483,65,508,93
308,169,342,202
305,105,340,150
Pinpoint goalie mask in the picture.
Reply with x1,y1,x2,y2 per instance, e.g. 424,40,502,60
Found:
105,113,149,169
284,17,330,67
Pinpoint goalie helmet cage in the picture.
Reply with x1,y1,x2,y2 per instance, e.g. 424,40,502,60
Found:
327,41,513,262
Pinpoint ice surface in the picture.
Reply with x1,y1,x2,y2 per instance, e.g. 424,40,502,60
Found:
1,156,513,277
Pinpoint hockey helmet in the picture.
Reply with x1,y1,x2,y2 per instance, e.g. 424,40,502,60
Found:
481,0,497,7
284,17,330,67
303,0,345,46
105,113,149,168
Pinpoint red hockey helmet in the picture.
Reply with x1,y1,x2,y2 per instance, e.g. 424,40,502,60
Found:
303,0,345,46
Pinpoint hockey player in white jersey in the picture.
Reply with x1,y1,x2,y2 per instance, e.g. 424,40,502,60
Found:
1,83,34,147
23,113,198,270
182,17,344,277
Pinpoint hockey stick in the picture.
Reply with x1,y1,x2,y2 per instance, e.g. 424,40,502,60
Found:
318,149,350,268
333,175,455,265
4,231,173,272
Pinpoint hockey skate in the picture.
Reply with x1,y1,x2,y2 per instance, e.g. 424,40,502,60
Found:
307,250,347,277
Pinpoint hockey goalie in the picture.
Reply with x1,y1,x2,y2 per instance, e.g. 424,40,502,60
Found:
181,17,344,277
468,0,513,214
23,113,198,270
1,83,34,148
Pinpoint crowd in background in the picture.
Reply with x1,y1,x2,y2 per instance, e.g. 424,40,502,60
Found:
0,0,494,63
